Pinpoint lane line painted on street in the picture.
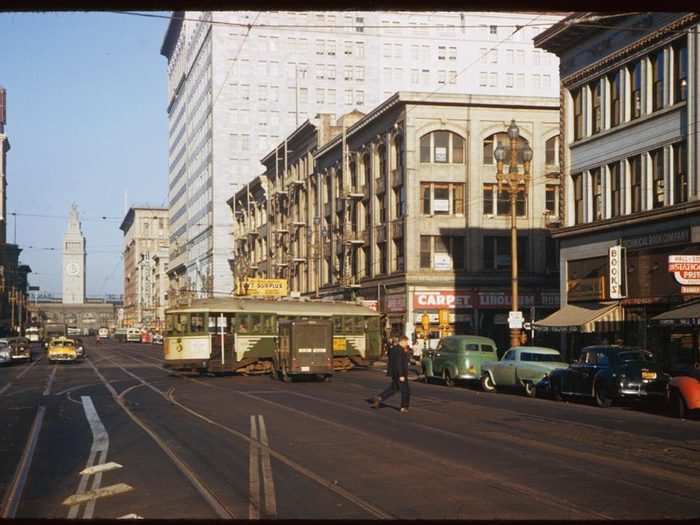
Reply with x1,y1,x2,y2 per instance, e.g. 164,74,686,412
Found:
249,415,260,519
257,415,277,517
14,358,40,380
67,396,110,519
0,383,12,396
83,447,109,519
43,366,57,396
62,483,134,507
80,462,123,476
85,357,235,519
117,513,144,519
0,406,46,518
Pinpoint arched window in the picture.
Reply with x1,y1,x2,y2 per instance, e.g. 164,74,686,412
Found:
545,135,559,166
483,132,529,165
419,131,465,164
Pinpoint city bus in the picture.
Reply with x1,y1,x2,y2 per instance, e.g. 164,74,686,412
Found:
25,326,41,343
163,297,381,375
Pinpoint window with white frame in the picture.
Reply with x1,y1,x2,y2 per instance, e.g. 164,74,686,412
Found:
673,39,688,103
489,72,497,87
420,131,465,164
629,155,643,213
316,64,324,80
483,133,529,165
545,184,559,216
572,173,583,224
629,60,642,120
448,71,457,85
545,135,559,166
506,73,514,88
592,80,602,134
344,89,353,105
651,48,665,111
356,41,365,57
480,48,488,64
650,148,665,209
479,72,487,87
327,40,336,56
516,73,525,89
482,184,526,217
438,46,446,60
344,65,353,81
673,140,688,204
438,70,446,85
609,70,622,127
448,46,457,60
573,87,584,140
328,89,336,104
591,168,603,221
327,65,336,81
316,88,325,104
355,90,364,105
609,162,622,217
421,182,465,215
344,41,353,56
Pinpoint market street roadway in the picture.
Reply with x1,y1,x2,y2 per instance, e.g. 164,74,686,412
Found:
1,339,700,520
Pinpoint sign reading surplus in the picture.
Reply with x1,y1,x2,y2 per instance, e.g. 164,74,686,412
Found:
242,278,288,297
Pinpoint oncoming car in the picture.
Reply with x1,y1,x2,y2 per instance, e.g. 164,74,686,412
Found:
47,337,79,363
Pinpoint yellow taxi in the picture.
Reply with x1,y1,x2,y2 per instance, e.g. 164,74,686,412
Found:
47,336,78,363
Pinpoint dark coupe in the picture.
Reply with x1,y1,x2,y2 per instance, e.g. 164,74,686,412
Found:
548,346,669,408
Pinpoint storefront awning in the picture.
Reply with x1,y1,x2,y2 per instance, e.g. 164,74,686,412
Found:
535,302,621,333
652,301,700,323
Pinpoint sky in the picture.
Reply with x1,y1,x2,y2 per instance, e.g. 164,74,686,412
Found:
0,11,170,297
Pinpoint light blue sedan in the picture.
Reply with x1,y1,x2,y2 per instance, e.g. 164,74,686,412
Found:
480,346,568,397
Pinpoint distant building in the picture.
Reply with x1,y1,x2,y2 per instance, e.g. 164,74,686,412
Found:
160,10,564,301
120,207,169,327
232,92,562,351
63,205,86,304
535,12,700,365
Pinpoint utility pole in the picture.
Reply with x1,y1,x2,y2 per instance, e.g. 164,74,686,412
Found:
9,288,15,335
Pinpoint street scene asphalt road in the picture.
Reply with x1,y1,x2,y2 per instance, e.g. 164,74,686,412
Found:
1,339,700,520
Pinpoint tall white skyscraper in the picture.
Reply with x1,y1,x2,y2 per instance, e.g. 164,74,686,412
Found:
62,205,86,304
160,11,563,297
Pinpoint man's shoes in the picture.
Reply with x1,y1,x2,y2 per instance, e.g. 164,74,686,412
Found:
400,407,409,413
371,397,381,409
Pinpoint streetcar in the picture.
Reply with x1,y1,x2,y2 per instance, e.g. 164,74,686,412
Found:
163,297,381,375
25,326,41,343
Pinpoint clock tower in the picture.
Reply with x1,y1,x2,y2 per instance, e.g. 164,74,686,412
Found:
63,204,86,304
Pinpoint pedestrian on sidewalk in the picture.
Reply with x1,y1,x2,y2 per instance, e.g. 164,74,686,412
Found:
370,334,411,413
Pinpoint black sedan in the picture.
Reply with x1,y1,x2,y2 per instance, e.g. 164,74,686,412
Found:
548,346,669,408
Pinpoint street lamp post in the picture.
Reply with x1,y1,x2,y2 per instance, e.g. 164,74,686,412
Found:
494,120,533,348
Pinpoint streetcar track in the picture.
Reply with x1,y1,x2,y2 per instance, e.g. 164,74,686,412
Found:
108,345,700,517
93,349,394,519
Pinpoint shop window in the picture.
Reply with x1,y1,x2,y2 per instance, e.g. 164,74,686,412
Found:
651,48,665,112
673,40,688,103
591,168,603,221
650,148,665,209
419,130,465,164
673,141,688,204
572,173,584,224
629,155,643,213
629,60,642,120
609,70,622,127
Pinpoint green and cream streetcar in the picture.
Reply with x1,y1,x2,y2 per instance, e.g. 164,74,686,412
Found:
164,297,381,375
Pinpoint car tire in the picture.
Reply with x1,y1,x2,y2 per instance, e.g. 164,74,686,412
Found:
481,374,496,393
551,380,563,401
594,382,613,408
670,389,687,419
443,370,454,387
523,381,536,398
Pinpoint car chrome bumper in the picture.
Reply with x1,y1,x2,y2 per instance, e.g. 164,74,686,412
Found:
458,373,479,380
50,355,77,361
619,381,667,397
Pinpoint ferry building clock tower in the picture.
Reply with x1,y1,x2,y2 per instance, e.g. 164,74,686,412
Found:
63,204,86,304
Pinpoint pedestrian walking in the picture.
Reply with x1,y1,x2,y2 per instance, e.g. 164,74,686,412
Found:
370,335,411,413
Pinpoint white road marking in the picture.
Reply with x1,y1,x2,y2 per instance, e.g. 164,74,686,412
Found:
67,396,110,519
62,483,134,506
257,416,277,516
249,415,260,519
0,406,46,518
14,358,40,379
117,513,144,519
80,462,123,476
0,383,12,396
43,366,57,396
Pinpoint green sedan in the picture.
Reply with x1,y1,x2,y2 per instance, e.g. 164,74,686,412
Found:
480,346,568,397
421,335,499,386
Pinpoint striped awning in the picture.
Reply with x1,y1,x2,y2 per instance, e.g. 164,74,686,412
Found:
535,302,622,333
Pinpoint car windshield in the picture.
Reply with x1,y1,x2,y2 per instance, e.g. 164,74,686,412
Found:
520,352,563,362
51,341,74,348
617,350,654,363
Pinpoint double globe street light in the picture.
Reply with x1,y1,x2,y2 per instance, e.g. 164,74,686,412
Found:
494,119,533,348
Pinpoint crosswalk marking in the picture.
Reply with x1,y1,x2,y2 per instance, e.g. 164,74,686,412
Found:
62,483,134,507
80,462,123,476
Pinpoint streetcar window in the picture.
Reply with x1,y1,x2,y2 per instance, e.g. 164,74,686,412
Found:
175,314,189,335
166,316,175,335
333,317,343,332
237,315,251,333
261,315,275,334
190,313,205,334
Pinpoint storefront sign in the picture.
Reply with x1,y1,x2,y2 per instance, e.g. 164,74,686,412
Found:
609,246,626,299
413,291,473,310
243,278,288,297
622,229,689,250
669,255,700,285
433,253,452,270
681,286,700,294
477,292,535,308
361,300,378,312
414,312,472,324
385,294,406,313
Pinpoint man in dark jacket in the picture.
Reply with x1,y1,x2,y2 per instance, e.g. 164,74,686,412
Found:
371,335,411,413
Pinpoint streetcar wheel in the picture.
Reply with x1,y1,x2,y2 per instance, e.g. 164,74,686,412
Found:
523,382,536,398
480,374,496,392
443,370,454,387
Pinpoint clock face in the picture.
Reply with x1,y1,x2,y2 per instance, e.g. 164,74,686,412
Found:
66,262,80,276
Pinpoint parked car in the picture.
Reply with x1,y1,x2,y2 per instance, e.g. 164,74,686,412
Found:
47,337,78,363
421,335,498,386
0,343,11,365
0,337,33,363
481,346,568,397
547,345,669,408
668,364,700,419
